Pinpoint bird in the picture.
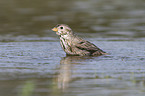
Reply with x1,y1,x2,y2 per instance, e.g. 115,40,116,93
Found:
52,24,107,56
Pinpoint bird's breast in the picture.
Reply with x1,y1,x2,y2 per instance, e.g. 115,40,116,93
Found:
60,37,71,50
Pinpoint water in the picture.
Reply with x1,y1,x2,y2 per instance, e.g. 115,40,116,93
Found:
0,0,145,96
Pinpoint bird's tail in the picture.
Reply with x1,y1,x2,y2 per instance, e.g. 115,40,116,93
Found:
92,50,108,56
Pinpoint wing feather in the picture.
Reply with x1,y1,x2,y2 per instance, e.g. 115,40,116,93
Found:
75,40,107,55
76,40,101,51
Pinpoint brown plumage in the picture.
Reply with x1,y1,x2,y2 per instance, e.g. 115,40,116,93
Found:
52,24,107,56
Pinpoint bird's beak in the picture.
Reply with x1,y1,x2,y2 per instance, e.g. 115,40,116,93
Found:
52,28,58,32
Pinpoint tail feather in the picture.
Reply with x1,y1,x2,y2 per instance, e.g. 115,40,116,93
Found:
92,50,108,56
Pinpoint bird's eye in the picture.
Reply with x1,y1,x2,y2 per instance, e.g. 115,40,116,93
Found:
60,27,63,29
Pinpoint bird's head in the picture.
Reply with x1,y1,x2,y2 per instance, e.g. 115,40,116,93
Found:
52,24,73,36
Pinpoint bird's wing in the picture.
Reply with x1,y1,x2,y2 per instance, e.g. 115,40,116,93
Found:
75,40,102,51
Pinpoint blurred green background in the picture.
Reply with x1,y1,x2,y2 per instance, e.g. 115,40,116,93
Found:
0,0,145,38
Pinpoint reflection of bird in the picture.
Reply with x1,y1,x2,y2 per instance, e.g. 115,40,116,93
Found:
52,24,107,56
58,56,88,90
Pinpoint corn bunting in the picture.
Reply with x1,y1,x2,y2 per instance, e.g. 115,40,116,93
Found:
52,24,107,56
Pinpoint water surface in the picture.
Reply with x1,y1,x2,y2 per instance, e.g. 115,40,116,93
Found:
0,0,145,96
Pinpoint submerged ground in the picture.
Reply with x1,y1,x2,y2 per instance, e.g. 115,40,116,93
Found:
0,0,145,96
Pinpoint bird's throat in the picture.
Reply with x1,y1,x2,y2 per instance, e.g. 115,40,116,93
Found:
60,34,70,40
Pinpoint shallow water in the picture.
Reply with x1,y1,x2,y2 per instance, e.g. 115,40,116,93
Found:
0,0,145,96
0,39,145,96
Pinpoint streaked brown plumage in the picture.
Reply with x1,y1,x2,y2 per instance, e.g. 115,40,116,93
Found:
52,24,107,56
